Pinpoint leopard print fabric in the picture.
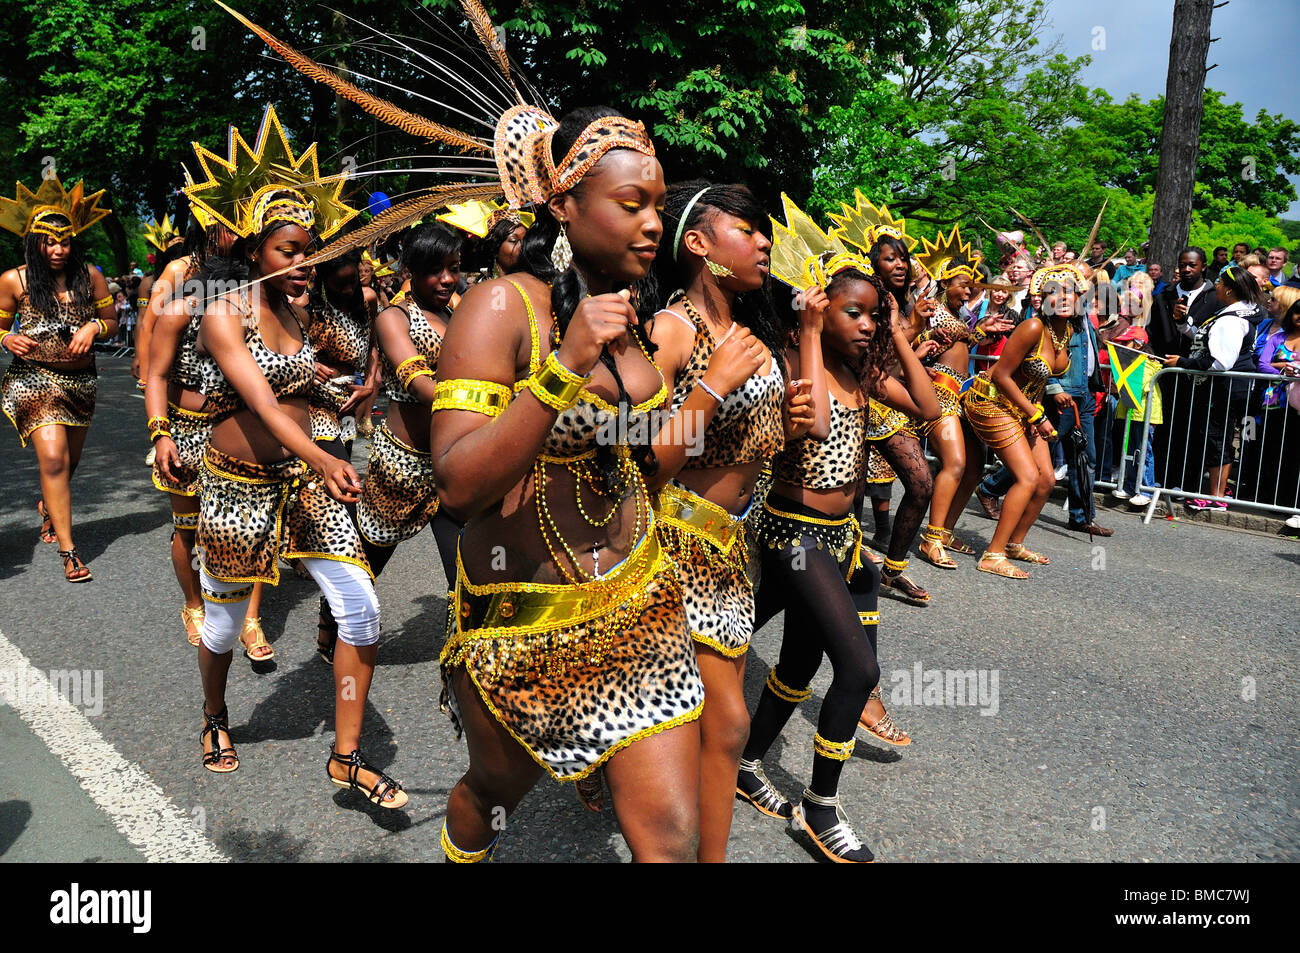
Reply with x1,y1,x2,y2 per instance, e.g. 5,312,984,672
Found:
441,560,704,781
1,359,96,446
357,423,439,547
772,392,867,490
9,288,99,365
864,445,897,484
307,297,370,441
151,405,213,496
865,397,912,441
665,306,785,469
196,445,371,586
168,256,205,390
658,481,757,658
381,301,444,405
199,305,315,423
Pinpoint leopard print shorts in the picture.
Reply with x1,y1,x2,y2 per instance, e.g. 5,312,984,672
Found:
196,445,372,585
357,423,439,548
151,405,213,497
1,358,96,447
441,535,704,781
655,481,756,658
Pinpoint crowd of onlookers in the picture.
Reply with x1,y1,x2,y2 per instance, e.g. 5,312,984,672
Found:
961,231,1300,527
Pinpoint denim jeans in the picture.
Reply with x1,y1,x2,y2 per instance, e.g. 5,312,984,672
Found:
1120,420,1157,495
979,465,1014,497
1050,395,1095,525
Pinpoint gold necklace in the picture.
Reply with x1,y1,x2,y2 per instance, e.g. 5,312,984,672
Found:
534,456,646,585
1048,320,1071,352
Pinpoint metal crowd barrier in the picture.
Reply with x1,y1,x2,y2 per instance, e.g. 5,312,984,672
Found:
1131,366,1300,524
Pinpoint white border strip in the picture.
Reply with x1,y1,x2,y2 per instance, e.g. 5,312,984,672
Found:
0,626,227,863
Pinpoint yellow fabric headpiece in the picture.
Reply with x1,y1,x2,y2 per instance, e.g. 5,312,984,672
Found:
437,199,534,238
828,189,918,253
768,193,873,292
143,214,184,252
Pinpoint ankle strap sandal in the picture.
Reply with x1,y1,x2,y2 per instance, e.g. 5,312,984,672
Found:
941,529,976,555
976,550,1029,579
793,789,875,863
327,747,408,809
58,548,92,583
736,757,793,820
1006,543,1050,564
201,704,239,774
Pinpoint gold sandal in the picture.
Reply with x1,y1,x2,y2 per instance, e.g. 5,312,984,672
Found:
859,686,912,746
918,534,956,570
941,529,976,555
240,616,275,662
976,551,1029,579
182,605,205,647
1006,543,1050,564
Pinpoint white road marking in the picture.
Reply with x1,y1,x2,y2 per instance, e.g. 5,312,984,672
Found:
0,625,227,863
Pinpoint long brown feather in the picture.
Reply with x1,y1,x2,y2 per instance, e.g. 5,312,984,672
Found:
458,0,519,99
278,182,504,276
1083,198,1108,257
215,1,489,154
1007,206,1053,259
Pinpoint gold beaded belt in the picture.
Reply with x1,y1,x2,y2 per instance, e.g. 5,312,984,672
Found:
967,374,1021,415
932,370,963,395
454,529,663,638
654,482,744,553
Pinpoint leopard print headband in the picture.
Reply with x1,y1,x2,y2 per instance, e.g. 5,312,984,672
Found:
250,189,315,236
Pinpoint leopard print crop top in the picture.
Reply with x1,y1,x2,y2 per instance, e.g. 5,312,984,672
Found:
772,391,867,490
509,280,667,461
10,273,99,364
168,257,205,390
199,295,315,421
382,300,445,405
1018,330,1067,404
663,301,785,470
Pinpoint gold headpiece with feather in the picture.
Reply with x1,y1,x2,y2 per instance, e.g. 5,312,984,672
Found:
437,199,535,239
0,175,111,240
915,225,981,283
183,103,359,239
361,250,396,278
768,194,873,292
143,214,184,253
215,0,654,271
828,189,918,253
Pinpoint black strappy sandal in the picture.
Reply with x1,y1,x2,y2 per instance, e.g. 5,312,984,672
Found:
316,596,338,664
327,747,408,809
58,548,92,583
201,705,239,774
37,500,56,544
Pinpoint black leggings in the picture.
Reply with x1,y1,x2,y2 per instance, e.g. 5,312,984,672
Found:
748,496,881,797
875,431,933,565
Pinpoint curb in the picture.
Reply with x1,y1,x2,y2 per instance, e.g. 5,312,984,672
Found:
1046,485,1300,538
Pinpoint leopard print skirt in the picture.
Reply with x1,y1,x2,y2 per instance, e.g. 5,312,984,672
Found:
151,404,213,497
441,532,704,781
864,445,896,484
357,423,439,548
196,445,372,586
655,481,756,658
1,358,96,447
914,366,966,438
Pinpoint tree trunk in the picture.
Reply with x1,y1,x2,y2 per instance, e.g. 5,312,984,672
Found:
1148,0,1214,274
102,203,130,275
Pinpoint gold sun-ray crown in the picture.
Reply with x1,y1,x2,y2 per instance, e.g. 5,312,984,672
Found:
769,193,872,292
181,164,215,230
0,174,112,240
361,250,397,278
828,189,918,253
182,103,359,239
915,224,981,282
143,214,183,252
436,199,535,238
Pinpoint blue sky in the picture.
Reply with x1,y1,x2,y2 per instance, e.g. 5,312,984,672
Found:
1044,0,1300,217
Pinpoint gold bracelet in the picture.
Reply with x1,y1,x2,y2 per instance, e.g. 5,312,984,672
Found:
95,318,110,337
150,429,173,443
970,326,988,342
394,355,425,378
403,368,435,392
147,416,172,436
0,307,13,320
1027,405,1044,424
94,294,113,309
0,330,12,351
525,352,589,412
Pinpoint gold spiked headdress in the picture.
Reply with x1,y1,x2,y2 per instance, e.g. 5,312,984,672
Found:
0,175,111,240
181,164,215,230
915,225,981,283
216,0,654,271
828,189,918,253
143,214,183,252
768,194,873,292
183,103,359,239
361,250,396,278
437,199,535,239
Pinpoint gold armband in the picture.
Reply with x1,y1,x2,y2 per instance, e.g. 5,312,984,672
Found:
430,379,514,417
94,294,113,309
1027,405,1044,425
395,355,431,392
0,307,13,320
970,326,989,343
523,351,589,412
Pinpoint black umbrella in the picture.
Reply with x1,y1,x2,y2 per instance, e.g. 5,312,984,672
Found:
1061,403,1095,537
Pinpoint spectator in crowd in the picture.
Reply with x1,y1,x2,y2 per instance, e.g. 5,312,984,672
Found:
1208,246,1229,282
113,290,133,345
1161,265,1267,510
1063,250,1078,262
1008,253,1034,311
1148,262,1167,295
1241,288,1300,511
1112,247,1145,285
1085,241,1108,271
970,274,1023,360
1231,241,1250,265
1106,325,1161,506
1266,247,1289,286
1051,241,1067,263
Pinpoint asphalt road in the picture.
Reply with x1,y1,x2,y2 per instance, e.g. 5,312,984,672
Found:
1,356,1296,863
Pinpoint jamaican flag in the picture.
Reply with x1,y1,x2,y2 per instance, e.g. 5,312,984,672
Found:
1107,341,1156,417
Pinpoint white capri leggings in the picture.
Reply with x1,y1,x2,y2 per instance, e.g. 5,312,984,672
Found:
199,558,380,654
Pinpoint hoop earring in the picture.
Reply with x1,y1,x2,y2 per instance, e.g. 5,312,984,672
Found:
551,222,573,273
704,256,735,279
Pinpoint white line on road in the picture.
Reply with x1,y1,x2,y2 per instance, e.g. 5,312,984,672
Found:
0,625,227,863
